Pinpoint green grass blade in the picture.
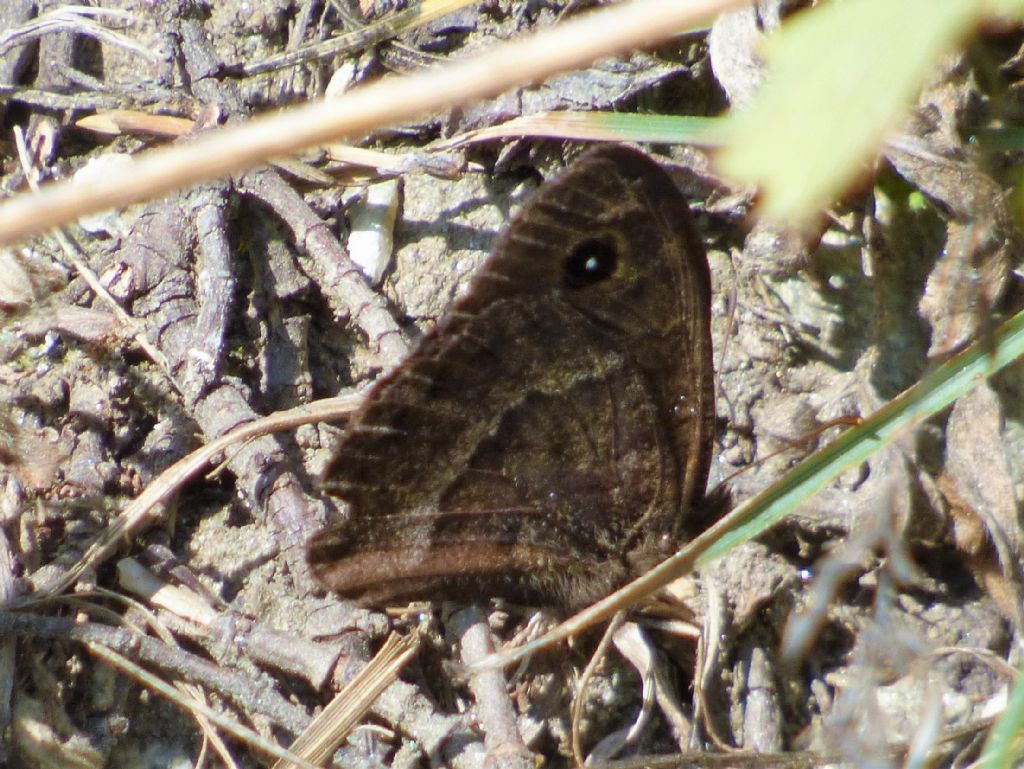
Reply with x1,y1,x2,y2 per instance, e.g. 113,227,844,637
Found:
440,111,723,148
696,306,1024,565
978,659,1024,768
475,307,1024,673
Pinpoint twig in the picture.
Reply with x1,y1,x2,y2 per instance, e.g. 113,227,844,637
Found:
87,643,319,769
0,527,16,733
0,6,156,62
0,610,311,736
239,0,470,76
238,167,410,368
18,394,362,605
450,605,534,769
117,558,341,688
12,127,175,378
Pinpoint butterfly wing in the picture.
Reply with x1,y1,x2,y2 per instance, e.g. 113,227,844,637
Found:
308,147,714,607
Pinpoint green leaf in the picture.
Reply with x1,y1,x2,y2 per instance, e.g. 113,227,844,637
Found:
718,0,980,224
979,659,1024,769
985,0,1024,21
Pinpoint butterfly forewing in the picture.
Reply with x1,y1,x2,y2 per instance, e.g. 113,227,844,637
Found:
308,146,714,608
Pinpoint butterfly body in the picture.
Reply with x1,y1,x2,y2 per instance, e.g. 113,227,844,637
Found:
309,147,714,608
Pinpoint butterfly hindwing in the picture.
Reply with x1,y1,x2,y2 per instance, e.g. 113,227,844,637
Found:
308,147,714,607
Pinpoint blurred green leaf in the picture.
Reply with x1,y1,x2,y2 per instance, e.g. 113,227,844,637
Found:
718,0,980,224
979,659,1024,769
985,0,1024,21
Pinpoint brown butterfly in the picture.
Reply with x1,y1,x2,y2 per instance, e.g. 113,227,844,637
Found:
308,146,714,608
